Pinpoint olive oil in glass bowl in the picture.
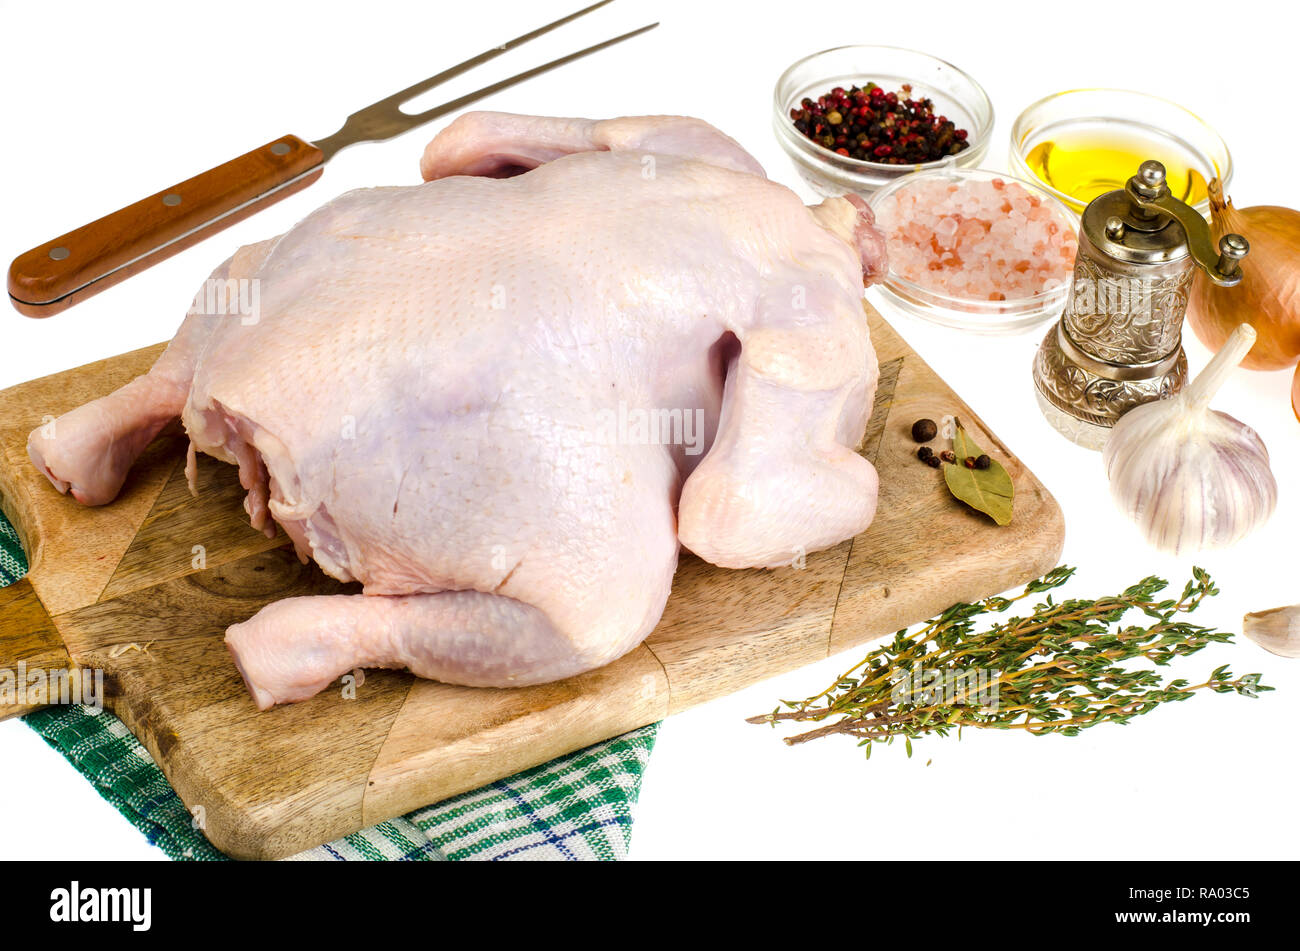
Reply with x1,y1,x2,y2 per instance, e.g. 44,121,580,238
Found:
1010,89,1232,216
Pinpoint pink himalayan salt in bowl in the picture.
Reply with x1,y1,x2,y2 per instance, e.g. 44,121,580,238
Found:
868,168,1078,333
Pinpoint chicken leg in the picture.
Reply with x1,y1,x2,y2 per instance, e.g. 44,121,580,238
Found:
417,111,767,181
27,238,279,507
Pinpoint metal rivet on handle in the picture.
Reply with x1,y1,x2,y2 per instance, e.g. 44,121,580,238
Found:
49,247,70,261
270,143,291,156
162,193,182,207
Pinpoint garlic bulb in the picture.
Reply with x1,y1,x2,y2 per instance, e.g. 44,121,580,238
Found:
1243,605,1300,658
1103,324,1277,554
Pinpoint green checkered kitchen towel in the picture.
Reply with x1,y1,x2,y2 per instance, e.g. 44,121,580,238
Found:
0,512,658,861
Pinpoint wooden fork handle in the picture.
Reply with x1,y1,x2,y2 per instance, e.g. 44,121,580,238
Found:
7,135,325,318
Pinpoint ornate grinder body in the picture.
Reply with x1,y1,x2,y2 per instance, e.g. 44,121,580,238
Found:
1033,161,1248,449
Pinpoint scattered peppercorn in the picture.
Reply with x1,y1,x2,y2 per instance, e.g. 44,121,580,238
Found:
940,450,957,464
911,418,938,442
924,454,941,469
790,83,971,165
974,454,992,470
963,456,977,469
917,446,935,462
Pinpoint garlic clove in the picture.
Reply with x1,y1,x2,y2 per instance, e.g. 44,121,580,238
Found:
1103,324,1278,555
1243,606,1300,659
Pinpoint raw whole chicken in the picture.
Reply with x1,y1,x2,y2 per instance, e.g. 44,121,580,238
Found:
27,113,887,709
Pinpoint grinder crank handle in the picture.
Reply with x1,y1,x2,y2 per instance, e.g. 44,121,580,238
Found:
1126,159,1248,287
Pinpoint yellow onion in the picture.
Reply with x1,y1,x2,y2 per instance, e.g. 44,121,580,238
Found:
1186,179,1300,371
1293,362,1300,422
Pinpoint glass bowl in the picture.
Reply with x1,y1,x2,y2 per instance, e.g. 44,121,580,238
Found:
1009,88,1233,217
772,45,993,198
867,167,1078,334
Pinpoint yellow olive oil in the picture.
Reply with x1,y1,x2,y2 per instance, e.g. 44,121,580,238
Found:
1023,122,1213,212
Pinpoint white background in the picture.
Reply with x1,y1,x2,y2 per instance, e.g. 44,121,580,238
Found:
0,0,1296,860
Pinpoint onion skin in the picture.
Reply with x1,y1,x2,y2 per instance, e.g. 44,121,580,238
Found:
1293,361,1300,423
1186,182,1300,371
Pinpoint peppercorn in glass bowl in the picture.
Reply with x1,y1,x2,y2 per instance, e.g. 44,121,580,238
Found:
867,167,1079,334
773,46,993,198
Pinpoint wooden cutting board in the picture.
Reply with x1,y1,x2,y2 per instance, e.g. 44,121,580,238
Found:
0,305,1063,858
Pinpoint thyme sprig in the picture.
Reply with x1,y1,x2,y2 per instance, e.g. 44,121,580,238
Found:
748,567,1270,757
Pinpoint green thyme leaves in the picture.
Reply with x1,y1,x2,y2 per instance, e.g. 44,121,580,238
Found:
748,566,1271,758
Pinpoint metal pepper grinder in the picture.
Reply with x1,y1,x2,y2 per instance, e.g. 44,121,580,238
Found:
1033,160,1249,450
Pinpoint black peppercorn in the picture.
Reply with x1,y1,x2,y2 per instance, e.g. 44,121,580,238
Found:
924,455,941,468
975,454,992,470
916,446,934,462
911,418,938,443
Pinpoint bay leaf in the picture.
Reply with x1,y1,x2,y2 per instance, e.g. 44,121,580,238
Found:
942,420,1014,526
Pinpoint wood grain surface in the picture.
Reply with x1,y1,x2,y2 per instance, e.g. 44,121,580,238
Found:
0,305,1064,858
7,136,323,317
